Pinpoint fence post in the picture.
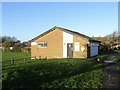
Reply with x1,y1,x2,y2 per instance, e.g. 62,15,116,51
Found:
39,56,41,60
11,59,14,65
35,56,36,60
24,58,26,63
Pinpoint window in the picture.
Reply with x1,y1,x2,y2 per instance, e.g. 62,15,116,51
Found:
37,42,47,48
74,42,80,51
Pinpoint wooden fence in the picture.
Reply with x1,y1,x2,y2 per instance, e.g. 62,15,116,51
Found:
2,57,47,67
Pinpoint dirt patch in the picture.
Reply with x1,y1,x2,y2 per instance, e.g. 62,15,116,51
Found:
102,54,120,88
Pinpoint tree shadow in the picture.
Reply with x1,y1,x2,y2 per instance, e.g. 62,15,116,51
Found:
2,60,103,89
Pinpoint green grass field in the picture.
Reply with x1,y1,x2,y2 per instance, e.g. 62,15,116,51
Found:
115,50,120,70
2,51,30,61
2,59,103,89
2,51,109,89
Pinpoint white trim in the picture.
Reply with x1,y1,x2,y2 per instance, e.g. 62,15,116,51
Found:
63,31,73,43
31,42,37,46
63,31,73,58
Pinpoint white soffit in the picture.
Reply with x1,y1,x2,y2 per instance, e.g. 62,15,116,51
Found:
31,42,37,45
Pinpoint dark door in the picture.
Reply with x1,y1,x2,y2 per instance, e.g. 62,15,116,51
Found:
67,43,73,58
87,44,90,58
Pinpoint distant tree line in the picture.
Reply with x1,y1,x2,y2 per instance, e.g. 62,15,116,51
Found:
93,31,120,51
1,31,120,52
0,36,30,52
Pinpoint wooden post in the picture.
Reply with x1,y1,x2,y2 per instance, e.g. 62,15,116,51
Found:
39,56,41,60
11,59,14,65
24,58,26,63
11,59,12,64
35,56,36,60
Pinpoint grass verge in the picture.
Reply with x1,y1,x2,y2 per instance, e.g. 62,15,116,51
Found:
2,59,103,89
2,51,30,61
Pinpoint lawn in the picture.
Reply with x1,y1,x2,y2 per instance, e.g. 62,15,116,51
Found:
2,59,103,89
2,51,108,89
114,50,120,70
2,51,30,61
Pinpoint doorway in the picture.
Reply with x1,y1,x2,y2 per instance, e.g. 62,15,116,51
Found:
67,43,73,58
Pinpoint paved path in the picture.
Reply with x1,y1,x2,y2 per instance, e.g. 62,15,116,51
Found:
102,54,120,88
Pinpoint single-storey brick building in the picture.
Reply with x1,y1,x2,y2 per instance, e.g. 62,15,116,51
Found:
30,26,100,59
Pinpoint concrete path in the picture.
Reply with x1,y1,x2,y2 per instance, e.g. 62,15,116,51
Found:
102,54,120,88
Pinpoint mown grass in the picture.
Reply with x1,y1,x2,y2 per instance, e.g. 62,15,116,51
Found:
2,59,103,89
3,51,115,89
2,51,30,61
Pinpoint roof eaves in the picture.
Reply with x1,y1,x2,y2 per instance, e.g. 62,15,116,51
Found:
29,27,56,42
29,26,100,43
89,39,101,43
56,27,90,41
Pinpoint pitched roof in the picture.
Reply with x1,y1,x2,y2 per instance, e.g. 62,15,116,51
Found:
30,26,101,43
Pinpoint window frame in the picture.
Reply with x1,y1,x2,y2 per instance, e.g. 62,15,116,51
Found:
37,42,47,48
74,42,80,51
